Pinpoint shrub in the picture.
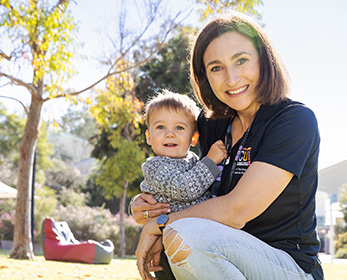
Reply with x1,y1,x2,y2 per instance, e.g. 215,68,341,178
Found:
51,205,118,243
0,210,15,240
336,248,347,258
50,205,142,255
33,184,58,245
113,213,142,255
44,158,86,192
0,199,15,215
335,231,347,259
57,186,87,207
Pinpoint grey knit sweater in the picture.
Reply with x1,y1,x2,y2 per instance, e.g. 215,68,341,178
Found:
140,151,220,212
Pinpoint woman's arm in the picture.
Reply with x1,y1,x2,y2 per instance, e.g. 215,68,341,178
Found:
152,161,293,230
136,161,293,279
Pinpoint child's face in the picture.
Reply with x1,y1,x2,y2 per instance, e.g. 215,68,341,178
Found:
146,108,198,158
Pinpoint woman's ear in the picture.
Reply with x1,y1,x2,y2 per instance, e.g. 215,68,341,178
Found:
191,132,199,147
145,130,152,145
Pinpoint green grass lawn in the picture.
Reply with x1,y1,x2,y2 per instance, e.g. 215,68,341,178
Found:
1,250,346,280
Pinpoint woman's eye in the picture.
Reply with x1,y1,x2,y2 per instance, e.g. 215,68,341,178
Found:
210,66,222,72
237,58,248,65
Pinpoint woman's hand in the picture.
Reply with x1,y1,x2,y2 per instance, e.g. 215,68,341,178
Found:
132,193,171,225
136,219,163,279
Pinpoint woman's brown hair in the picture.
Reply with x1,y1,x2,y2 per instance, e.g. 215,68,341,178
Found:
190,11,290,119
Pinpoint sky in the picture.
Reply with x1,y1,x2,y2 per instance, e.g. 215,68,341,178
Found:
1,0,347,171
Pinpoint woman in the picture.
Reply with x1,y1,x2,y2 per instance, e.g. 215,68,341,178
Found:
133,11,324,280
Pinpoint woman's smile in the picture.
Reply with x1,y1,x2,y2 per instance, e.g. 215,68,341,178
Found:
226,85,249,96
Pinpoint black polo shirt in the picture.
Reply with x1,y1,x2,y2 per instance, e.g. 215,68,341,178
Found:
198,99,324,279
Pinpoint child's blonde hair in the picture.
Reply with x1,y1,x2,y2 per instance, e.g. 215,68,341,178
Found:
144,90,200,131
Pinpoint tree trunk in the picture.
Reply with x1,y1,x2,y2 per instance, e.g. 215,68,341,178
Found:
118,180,128,258
10,94,43,260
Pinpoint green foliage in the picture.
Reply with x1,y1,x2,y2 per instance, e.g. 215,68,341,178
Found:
33,184,58,244
52,205,119,243
0,199,16,215
114,213,142,255
56,186,87,207
44,158,86,192
89,69,146,199
0,103,26,162
0,103,53,185
197,0,263,21
96,139,145,198
51,204,142,255
36,122,54,170
336,185,347,258
83,172,110,208
0,210,15,240
336,248,347,259
136,26,197,102
59,107,98,140
339,184,347,223
335,232,347,259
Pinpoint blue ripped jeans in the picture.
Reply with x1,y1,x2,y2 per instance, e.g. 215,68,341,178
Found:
163,218,315,280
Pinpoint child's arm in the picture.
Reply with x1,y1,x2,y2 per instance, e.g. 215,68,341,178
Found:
141,155,220,202
206,140,227,165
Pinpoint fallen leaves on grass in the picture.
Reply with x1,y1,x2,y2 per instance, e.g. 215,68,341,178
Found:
0,254,141,280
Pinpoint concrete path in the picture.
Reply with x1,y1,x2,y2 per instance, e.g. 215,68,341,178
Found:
319,253,347,264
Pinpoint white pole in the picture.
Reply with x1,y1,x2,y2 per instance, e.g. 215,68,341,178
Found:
329,195,335,263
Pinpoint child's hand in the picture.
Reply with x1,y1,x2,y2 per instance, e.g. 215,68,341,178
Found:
206,140,228,164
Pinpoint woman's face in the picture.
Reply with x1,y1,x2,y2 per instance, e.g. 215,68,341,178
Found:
203,31,261,116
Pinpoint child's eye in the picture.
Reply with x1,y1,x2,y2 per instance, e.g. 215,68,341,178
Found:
176,126,184,130
236,58,248,65
156,125,164,130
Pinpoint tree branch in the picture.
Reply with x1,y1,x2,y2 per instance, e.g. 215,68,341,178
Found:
43,8,183,102
0,49,11,60
43,24,175,102
0,95,29,116
0,72,37,96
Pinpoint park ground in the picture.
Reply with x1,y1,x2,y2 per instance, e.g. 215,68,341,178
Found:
0,250,346,280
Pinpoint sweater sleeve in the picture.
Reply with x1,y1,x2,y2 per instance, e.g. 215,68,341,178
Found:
141,155,219,202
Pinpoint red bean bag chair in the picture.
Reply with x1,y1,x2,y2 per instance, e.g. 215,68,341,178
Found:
41,217,114,264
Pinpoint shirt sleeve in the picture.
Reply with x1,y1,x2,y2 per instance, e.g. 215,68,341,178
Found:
141,156,218,202
254,105,320,178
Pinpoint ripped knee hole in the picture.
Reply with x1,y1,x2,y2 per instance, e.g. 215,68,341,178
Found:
163,226,192,265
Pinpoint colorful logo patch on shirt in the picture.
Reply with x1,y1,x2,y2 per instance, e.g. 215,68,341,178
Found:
235,146,252,174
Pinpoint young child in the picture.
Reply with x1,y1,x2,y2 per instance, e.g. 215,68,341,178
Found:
140,90,227,212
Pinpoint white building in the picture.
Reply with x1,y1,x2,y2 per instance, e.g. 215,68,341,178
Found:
317,160,347,256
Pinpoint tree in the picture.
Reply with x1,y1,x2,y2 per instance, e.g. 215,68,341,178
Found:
0,0,183,259
59,107,98,140
136,26,196,102
0,103,26,163
339,183,347,225
89,67,146,257
0,0,79,259
336,183,347,258
197,0,262,20
0,103,52,186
